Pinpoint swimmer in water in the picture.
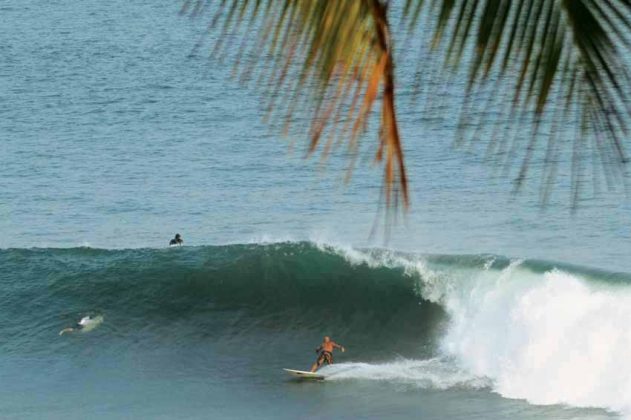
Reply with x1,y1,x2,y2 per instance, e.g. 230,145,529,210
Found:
59,316,92,336
169,233,183,246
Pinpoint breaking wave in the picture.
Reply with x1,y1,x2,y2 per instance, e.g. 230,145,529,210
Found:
2,241,630,415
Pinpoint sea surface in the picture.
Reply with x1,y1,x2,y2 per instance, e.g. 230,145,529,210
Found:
1,0,631,419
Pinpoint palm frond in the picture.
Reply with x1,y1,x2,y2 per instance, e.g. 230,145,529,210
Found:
185,0,409,214
186,0,631,213
404,0,631,203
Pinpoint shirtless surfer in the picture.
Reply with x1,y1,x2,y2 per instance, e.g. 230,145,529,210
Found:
310,336,345,372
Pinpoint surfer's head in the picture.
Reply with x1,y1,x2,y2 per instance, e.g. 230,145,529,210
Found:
323,336,330,342
175,233,181,240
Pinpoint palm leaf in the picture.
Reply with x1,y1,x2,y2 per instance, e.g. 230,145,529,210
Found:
405,0,631,203
184,0,408,218
185,0,631,213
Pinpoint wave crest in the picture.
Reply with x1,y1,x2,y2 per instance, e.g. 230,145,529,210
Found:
2,241,631,414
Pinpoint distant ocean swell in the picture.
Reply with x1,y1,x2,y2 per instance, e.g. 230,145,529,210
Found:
1,241,630,415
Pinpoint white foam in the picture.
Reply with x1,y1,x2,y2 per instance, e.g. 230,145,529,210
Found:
322,358,490,390
325,244,631,415
439,267,631,414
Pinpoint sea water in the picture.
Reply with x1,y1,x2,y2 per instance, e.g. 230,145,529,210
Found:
1,0,630,418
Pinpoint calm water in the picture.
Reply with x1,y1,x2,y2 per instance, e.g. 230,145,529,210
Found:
1,0,630,418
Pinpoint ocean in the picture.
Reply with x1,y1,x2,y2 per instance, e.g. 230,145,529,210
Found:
1,0,630,418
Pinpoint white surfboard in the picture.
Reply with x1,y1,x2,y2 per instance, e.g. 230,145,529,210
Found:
283,368,325,380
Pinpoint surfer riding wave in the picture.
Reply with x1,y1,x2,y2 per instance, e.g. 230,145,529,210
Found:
311,336,345,372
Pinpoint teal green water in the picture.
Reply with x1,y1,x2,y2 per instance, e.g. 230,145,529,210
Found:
1,0,630,418
1,243,628,419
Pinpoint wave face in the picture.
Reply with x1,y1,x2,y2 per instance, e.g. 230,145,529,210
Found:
2,242,630,415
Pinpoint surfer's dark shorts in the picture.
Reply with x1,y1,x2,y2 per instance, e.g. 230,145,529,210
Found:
316,351,333,367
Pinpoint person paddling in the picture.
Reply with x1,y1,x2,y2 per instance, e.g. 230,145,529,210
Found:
169,233,183,246
310,336,345,372
59,316,92,336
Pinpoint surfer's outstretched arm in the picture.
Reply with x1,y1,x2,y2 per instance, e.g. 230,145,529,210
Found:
333,342,346,352
59,327,74,336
